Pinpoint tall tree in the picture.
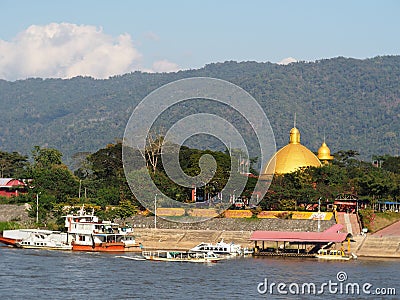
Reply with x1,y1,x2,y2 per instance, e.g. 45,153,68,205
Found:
32,146,63,169
382,156,400,174
0,151,29,178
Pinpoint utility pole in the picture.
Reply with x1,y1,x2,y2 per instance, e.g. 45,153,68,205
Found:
36,193,40,223
318,197,321,232
154,194,157,229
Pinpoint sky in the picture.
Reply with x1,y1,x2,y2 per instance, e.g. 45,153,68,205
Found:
0,0,399,81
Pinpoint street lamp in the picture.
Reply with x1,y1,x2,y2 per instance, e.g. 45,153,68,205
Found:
154,194,157,229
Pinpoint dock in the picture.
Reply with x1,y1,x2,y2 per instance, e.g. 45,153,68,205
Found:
250,224,351,257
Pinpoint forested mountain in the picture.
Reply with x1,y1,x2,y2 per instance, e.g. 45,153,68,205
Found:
0,56,399,166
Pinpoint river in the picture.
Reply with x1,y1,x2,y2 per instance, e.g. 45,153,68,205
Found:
0,246,398,299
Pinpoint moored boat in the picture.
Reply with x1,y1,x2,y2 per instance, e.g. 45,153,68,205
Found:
65,206,141,252
0,232,22,246
142,250,223,263
315,249,354,260
190,239,247,256
0,229,62,247
71,232,138,252
15,230,72,250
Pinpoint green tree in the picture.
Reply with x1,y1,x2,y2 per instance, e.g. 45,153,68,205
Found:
27,193,57,224
116,199,137,223
81,142,141,209
0,151,29,178
382,156,400,174
87,143,123,182
333,150,360,167
32,146,63,169
27,146,79,223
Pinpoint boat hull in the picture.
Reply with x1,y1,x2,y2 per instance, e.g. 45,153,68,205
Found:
144,256,220,263
0,235,20,246
142,251,223,263
72,242,141,252
16,244,72,251
316,249,353,260
315,255,351,261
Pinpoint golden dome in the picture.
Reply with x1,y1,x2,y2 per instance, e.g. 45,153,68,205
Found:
261,127,322,176
317,142,334,161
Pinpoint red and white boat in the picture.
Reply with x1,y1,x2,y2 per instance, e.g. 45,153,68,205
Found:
65,206,141,252
0,229,26,246
0,228,64,247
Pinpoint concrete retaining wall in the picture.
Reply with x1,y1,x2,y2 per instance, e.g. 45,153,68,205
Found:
355,235,400,258
0,204,30,223
128,215,336,232
134,228,254,250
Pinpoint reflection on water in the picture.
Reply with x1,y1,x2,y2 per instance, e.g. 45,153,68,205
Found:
1,246,398,299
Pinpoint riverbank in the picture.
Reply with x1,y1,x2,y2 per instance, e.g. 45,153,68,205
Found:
1,204,399,258
134,228,253,251
133,228,400,259
352,235,400,258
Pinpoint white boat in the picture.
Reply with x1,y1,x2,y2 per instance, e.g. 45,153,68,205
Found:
240,247,254,256
315,249,353,260
190,239,247,256
1,228,72,249
0,229,32,246
142,250,223,263
15,230,72,250
64,205,141,252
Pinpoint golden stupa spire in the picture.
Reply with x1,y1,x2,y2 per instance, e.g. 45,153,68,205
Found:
318,129,334,163
289,113,300,144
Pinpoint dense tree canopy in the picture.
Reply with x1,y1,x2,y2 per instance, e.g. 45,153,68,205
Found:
0,143,399,222
0,150,28,178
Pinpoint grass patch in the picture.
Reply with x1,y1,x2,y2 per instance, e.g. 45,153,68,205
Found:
0,221,21,232
359,209,400,233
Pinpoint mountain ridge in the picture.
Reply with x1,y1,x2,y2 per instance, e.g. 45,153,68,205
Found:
0,56,399,166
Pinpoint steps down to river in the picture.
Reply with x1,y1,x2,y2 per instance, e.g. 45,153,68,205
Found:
336,212,361,235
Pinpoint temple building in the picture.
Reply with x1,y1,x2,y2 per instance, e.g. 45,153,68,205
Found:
317,141,334,165
261,126,333,178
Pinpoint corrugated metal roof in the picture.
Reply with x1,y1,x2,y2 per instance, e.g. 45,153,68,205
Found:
323,224,344,233
250,225,348,243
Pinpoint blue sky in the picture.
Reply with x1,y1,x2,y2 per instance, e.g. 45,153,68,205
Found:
0,0,399,80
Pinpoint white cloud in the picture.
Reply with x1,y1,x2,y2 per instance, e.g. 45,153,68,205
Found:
0,23,179,80
143,31,160,41
152,59,180,73
277,57,298,65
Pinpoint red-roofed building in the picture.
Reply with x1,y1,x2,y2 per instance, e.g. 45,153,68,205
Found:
0,178,27,198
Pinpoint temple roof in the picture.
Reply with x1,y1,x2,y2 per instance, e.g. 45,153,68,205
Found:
262,127,322,175
318,142,334,161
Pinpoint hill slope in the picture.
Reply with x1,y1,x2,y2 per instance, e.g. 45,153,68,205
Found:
0,56,399,166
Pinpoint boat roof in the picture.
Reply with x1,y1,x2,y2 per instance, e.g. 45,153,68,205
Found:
250,224,348,243
20,229,61,234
